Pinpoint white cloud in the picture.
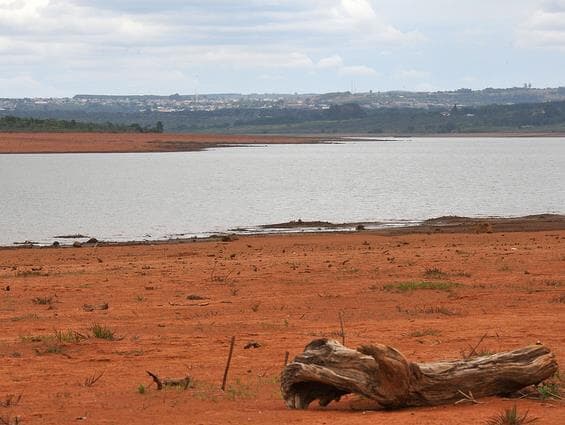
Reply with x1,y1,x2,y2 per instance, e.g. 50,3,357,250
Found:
517,0,565,49
317,55,344,69
339,65,378,77
397,69,430,80
316,54,377,78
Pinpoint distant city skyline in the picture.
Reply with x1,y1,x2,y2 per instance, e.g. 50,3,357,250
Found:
2,0,565,97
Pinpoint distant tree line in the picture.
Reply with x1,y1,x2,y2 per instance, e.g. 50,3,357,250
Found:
0,115,164,133
4,100,565,134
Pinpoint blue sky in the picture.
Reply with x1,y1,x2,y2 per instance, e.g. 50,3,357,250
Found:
1,0,565,97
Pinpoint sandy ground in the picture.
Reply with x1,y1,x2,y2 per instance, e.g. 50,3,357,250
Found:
0,132,323,154
0,223,563,424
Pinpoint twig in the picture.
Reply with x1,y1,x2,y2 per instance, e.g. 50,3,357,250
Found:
454,389,483,405
338,311,346,346
0,394,22,408
466,333,488,359
210,260,217,282
147,370,163,390
221,336,236,391
84,371,104,387
284,351,290,366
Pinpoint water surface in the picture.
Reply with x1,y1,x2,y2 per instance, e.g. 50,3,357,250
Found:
1,137,563,245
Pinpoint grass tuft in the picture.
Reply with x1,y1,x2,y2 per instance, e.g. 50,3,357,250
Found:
384,281,459,293
90,324,116,340
423,267,448,279
485,405,538,425
54,329,87,344
537,381,561,400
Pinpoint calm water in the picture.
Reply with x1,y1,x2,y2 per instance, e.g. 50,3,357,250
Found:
0,137,564,245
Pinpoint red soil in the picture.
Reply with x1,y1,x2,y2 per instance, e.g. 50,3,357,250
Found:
0,226,563,424
0,132,323,154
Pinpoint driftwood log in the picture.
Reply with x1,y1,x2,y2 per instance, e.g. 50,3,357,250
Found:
281,339,558,410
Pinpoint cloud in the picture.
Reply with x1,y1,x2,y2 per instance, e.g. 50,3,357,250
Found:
339,65,378,77
316,54,377,78
0,0,421,96
517,0,565,49
396,69,430,80
317,55,344,69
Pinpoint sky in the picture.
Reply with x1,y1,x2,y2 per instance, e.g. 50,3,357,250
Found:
1,0,565,97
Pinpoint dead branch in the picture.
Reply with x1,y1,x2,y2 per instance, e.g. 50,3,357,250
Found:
146,371,191,390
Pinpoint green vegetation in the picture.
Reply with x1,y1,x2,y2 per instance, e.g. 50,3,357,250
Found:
0,115,164,133
537,381,561,400
90,324,116,340
485,405,538,425
225,379,256,401
6,98,565,134
54,329,87,344
137,384,146,394
383,281,459,292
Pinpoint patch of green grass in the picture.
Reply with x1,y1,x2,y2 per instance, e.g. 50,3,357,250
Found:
191,380,219,402
383,281,459,293
485,405,538,425
537,381,561,400
225,379,256,400
137,384,146,394
90,324,116,340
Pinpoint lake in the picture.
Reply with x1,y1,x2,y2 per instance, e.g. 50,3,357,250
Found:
0,137,564,246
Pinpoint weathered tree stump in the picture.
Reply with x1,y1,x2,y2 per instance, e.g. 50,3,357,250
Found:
281,339,558,410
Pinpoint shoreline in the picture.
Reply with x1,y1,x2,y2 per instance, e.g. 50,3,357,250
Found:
1,131,564,154
3,214,564,250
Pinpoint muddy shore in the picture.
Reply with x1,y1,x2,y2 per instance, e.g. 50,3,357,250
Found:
0,217,563,424
1,132,564,154
0,132,324,154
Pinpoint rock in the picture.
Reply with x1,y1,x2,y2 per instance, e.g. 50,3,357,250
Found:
52,241,60,247
73,241,82,248
86,238,98,244
244,341,262,349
